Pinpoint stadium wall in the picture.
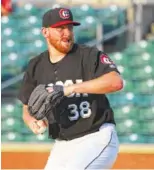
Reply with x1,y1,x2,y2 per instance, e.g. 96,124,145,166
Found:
1,144,154,169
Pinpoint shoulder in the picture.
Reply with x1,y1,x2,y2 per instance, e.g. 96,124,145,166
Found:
75,44,100,64
27,50,48,70
76,44,99,55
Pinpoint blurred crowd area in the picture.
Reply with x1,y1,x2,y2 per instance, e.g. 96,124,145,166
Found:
1,0,154,144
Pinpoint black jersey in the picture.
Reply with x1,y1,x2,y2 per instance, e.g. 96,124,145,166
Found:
18,44,120,140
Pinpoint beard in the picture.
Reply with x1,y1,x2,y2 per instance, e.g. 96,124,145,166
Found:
49,36,74,54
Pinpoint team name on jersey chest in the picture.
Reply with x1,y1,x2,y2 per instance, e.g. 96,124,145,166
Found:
48,79,88,98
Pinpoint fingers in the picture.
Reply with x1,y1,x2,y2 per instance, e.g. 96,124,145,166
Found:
30,121,40,134
29,120,47,134
43,119,48,126
37,120,47,127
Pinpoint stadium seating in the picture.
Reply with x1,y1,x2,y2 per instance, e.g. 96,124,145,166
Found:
12,3,40,18
1,100,22,119
140,121,154,135
147,136,154,143
139,106,154,121
122,80,134,92
113,105,138,120
1,16,17,29
1,27,19,41
20,40,46,58
24,133,52,143
2,39,19,54
19,27,43,43
17,15,41,30
116,119,140,134
128,53,154,68
2,132,24,142
71,4,96,20
75,16,97,43
2,117,23,132
134,79,154,93
109,52,127,65
107,39,154,143
118,134,147,143
1,52,28,81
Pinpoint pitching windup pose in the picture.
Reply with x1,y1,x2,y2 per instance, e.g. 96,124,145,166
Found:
18,7,123,170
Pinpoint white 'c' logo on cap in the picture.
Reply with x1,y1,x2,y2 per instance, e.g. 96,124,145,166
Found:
59,9,70,19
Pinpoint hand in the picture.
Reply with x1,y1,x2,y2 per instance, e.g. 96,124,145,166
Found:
29,119,48,134
63,85,74,96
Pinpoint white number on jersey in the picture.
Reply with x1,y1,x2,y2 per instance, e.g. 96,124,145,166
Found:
68,101,92,121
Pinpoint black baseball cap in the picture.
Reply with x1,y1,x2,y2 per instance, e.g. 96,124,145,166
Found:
42,7,81,28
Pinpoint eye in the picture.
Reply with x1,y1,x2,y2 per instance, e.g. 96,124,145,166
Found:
56,27,63,32
69,25,73,31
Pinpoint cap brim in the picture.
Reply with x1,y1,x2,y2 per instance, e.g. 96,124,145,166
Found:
51,20,81,28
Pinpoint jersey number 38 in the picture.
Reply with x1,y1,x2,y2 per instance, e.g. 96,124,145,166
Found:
68,101,92,121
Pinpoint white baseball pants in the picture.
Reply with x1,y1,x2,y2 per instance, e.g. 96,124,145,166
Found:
44,123,119,170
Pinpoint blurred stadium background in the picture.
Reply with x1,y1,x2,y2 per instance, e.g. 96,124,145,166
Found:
1,0,154,169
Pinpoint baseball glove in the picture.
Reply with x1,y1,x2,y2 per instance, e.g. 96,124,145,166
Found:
28,84,64,123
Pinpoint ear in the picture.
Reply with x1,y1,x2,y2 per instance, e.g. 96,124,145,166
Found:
41,27,49,38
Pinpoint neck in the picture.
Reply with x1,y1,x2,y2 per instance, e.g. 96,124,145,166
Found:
47,41,66,63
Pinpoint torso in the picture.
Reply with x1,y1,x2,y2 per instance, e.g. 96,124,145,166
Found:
21,44,116,140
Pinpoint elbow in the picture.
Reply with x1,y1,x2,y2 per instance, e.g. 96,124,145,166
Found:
112,77,124,91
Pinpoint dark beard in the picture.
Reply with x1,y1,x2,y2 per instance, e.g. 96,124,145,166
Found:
49,37,74,54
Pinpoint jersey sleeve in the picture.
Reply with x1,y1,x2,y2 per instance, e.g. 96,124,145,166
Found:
18,59,37,105
94,51,120,78
83,48,120,80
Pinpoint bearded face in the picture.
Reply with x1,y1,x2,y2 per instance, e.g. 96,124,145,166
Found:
48,26,74,53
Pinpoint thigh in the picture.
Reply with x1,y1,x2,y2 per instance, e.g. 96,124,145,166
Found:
44,141,69,170
65,129,119,170
85,131,119,169
44,127,119,170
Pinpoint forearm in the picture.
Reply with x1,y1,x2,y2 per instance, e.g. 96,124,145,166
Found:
23,105,36,124
23,105,47,134
71,71,123,94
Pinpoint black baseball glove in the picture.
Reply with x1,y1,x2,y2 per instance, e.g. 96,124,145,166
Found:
28,84,64,123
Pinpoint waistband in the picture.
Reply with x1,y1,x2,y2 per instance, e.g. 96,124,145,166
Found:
57,123,115,141
99,123,115,131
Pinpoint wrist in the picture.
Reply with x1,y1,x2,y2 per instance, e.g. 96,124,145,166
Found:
64,85,75,96
70,84,75,94
23,111,36,124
